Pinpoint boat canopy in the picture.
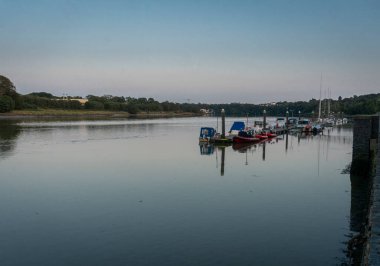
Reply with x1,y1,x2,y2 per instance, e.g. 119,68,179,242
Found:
230,121,245,132
238,130,253,137
199,127,216,138
298,119,310,125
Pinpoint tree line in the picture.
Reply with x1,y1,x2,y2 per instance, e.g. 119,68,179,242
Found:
1,75,379,115
206,94,380,117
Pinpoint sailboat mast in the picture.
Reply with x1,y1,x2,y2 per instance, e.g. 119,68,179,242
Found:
327,88,331,117
318,74,322,121
323,88,327,117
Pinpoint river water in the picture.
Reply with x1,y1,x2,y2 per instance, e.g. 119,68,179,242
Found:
0,117,361,265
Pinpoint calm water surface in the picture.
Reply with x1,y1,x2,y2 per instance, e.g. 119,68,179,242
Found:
0,117,358,265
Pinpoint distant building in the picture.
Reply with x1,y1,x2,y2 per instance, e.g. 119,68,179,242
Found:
60,98,88,105
200,109,213,116
72,99,88,105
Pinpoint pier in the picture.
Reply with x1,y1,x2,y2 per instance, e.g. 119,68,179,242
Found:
351,114,380,265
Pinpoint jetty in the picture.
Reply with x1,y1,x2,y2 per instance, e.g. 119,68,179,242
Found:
209,109,296,145
351,114,380,265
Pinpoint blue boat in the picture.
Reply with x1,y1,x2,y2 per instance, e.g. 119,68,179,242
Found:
229,121,245,136
199,127,216,142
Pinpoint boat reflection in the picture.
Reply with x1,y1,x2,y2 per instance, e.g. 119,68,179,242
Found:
199,143,215,155
199,138,276,176
199,128,352,178
232,142,257,153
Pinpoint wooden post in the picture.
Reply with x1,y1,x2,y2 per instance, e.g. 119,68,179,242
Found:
221,109,226,139
262,141,266,161
286,110,289,130
285,132,289,152
263,109,267,130
221,147,225,176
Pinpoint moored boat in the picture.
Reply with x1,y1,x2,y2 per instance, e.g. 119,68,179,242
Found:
297,119,312,132
254,134,268,140
275,117,286,129
199,127,216,142
312,123,324,133
263,132,277,138
229,121,246,136
232,130,259,143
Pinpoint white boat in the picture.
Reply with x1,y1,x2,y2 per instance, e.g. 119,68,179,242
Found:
297,119,312,132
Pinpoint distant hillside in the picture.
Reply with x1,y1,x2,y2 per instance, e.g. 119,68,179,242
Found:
1,74,379,116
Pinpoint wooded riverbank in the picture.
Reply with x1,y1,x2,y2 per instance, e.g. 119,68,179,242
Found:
0,109,199,119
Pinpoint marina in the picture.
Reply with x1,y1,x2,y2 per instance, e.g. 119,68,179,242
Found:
198,108,340,146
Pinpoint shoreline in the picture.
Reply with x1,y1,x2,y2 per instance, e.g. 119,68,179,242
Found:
0,110,200,120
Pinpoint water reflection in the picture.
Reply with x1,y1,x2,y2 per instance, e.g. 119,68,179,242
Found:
198,127,365,264
0,120,21,160
286,133,289,152
350,174,370,233
220,146,225,176
347,158,371,263
262,141,266,161
199,143,214,155
199,129,353,179
232,142,257,153
200,139,279,176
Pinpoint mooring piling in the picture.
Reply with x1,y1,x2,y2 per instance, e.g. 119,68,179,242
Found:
221,109,226,138
286,110,289,130
263,109,267,130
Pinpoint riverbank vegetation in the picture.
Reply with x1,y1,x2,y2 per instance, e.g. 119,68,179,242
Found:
1,75,379,116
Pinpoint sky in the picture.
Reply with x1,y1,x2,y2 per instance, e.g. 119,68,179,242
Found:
0,0,379,103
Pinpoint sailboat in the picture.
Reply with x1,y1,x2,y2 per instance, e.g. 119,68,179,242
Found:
312,74,325,132
318,74,322,122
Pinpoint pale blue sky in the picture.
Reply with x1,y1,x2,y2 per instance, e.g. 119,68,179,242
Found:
0,0,379,103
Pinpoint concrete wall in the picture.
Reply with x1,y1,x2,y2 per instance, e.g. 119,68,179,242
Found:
356,114,380,265
352,115,380,174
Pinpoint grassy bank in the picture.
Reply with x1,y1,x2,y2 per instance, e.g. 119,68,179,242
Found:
0,109,200,119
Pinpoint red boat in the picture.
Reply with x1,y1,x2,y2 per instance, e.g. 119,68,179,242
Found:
233,135,259,143
233,130,259,143
254,134,268,140
263,132,277,138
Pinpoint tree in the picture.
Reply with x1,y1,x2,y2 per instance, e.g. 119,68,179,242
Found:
0,75,17,98
28,92,55,98
0,95,15,112
126,103,138,114
85,100,104,110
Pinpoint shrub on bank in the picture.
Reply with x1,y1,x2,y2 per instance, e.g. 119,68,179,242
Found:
19,95,82,110
0,95,15,112
85,100,104,110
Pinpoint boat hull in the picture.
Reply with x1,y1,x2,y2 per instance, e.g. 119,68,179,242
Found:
263,133,277,138
254,134,268,140
233,136,259,143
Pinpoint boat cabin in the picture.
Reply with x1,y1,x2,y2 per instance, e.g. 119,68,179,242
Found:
254,121,264,127
288,118,297,125
199,127,216,142
276,117,286,128
297,119,312,131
